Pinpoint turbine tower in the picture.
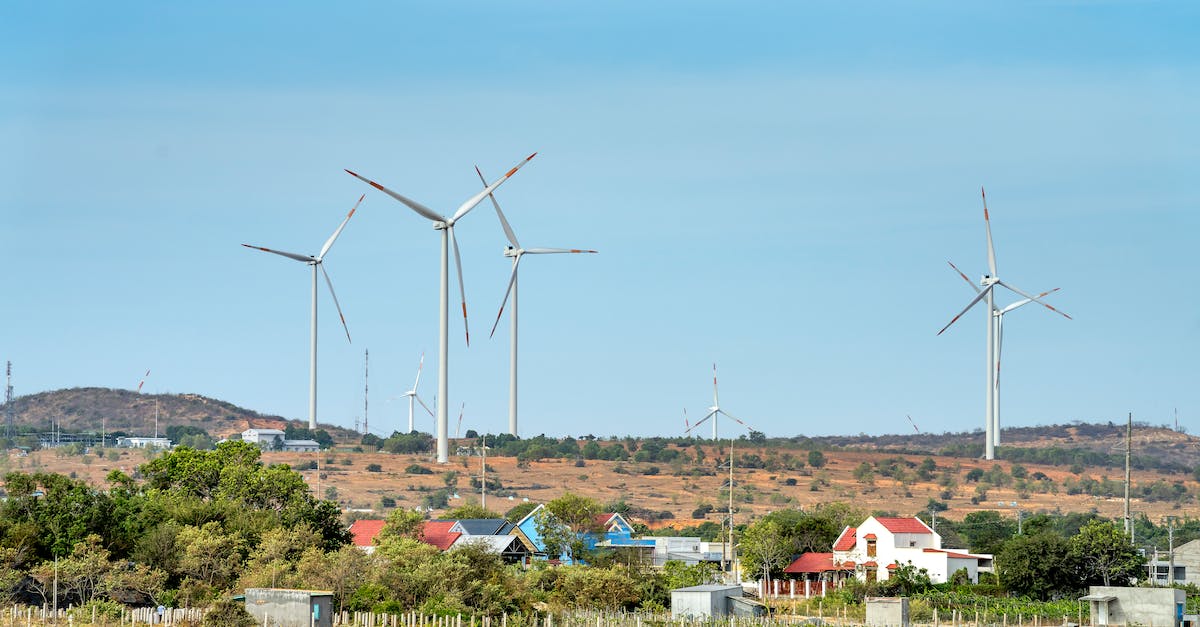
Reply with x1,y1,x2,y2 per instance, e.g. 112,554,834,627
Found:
685,364,755,441
243,195,361,429
401,353,435,433
477,165,596,437
346,153,536,462
937,188,1071,459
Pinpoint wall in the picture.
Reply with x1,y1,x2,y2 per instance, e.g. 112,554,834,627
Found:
244,588,333,627
1091,586,1185,627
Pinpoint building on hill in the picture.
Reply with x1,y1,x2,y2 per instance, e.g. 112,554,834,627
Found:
783,516,992,590
116,436,172,449
241,428,319,452
1147,539,1200,586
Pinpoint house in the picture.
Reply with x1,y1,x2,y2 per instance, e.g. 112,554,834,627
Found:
639,536,729,568
420,521,462,550
280,439,320,452
348,519,386,555
514,505,653,564
829,516,992,584
785,516,991,587
1146,539,1200,586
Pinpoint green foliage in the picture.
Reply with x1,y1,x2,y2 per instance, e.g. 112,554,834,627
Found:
807,450,826,468
997,532,1076,600
443,503,501,520
958,510,1017,554
1069,520,1145,586
201,597,257,627
504,501,539,523
405,463,432,474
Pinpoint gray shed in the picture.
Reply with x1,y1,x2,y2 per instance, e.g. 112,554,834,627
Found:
671,584,743,619
1079,586,1185,627
244,588,333,627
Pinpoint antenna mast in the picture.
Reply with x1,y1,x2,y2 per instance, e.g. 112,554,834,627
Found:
4,361,13,440
363,349,369,435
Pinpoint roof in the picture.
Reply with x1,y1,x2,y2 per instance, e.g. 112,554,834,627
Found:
349,519,385,547
785,553,836,574
444,519,511,536
863,561,878,567
594,513,616,527
420,521,462,551
876,517,933,534
673,585,742,593
862,533,877,540
833,527,857,551
453,534,528,554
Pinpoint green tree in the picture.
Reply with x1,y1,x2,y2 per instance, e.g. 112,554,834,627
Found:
378,509,426,543
807,450,826,468
444,503,501,520
739,520,795,584
959,510,1017,555
997,533,1076,600
1069,520,1145,586
504,501,539,523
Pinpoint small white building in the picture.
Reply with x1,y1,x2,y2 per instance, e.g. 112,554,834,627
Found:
831,516,992,584
671,585,743,619
280,439,320,452
117,437,172,449
242,429,286,449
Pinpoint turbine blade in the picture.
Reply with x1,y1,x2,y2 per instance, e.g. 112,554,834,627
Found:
719,409,755,432
412,352,425,391
241,244,314,264
318,194,363,260
937,285,993,336
995,315,1004,392
449,152,537,223
947,261,982,295
489,256,521,339
998,287,1061,315
476,165,521,249
416,394,435,418
712,363,720,408
457,402,465,438
524,248,598,254
996,280,1072,320
684,411,715,434
683,408,690,431
344,169,447,223
982,187,997,277
450,226,470,347
320,264,352,343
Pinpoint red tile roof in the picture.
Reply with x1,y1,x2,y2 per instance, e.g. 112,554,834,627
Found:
863,533,877,540
419,521,462,551
349,519,386,548
833,527,857,551
876,517,933,534
592,513,617,528
863,561,878,567
784,552,836,574
886,563,898,570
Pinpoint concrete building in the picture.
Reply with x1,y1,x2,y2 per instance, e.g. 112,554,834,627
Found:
866,598,910,627
116,436,172,449
670,585,743,619
279,438,319,452
243,588,333,627
1080,586,1186,627
1147,539,1200,586
242,428,285,448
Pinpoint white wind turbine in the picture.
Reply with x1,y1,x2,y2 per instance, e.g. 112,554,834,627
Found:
346,153,537,462
400,353,435,433
242,195,362,430
937,188,1071,460
477,165,597,437
684,364,756,441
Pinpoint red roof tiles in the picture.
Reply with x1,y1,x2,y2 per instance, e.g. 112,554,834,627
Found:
420,521,462,551
924,548,978,559
349,519,385,548
876,517,933,534
833,527,857,551
784,552,837,574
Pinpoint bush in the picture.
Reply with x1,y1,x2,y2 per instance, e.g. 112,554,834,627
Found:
367,463,383,473
405,464,433,475
202,598,256,627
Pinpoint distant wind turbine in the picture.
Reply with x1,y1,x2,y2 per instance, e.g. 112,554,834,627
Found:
242,195,361,429
477,165,596,437
937,188,1070,459
400,353,435,433
346,153,536,462
685,364,755,440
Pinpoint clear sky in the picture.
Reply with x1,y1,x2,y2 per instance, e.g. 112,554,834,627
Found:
2,2,1197,440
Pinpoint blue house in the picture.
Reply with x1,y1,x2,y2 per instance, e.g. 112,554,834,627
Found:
515,505,653,564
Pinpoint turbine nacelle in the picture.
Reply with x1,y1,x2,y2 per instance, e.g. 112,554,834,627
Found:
503,246,520,258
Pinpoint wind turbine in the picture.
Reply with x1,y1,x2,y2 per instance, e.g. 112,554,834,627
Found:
684,364,755,440
400,353,435,433
477,165,597,437
937,188,1071,460
345,153,537,462
242,195,360,430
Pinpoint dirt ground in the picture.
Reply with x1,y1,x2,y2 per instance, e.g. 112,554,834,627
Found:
5,442,1191,528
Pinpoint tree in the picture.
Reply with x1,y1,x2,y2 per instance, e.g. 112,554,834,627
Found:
739,520,795,584
504,501,539,523
807,450,826,468
958,510,1017,555
1069,520,1145,587
996,533,1077,600
444,503,500,520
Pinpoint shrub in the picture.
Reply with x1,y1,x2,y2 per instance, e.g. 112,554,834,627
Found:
367,463,383,473
405,464,432,475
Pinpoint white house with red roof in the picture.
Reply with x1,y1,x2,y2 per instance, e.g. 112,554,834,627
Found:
828,516,992,584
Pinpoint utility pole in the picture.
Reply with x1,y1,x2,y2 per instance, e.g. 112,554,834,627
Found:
1168,516,1176,585
728,439,736,584
4,361,13,441
1124,412,1132,536
1016,508,1023,535
928,508,938,533
480,433,487,509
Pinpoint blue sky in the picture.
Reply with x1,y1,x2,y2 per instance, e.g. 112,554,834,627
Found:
2,2,1197,440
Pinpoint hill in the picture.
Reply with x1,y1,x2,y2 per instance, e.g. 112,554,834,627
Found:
1,387,356,439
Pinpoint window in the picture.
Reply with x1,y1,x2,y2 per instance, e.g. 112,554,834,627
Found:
867,539,877,558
